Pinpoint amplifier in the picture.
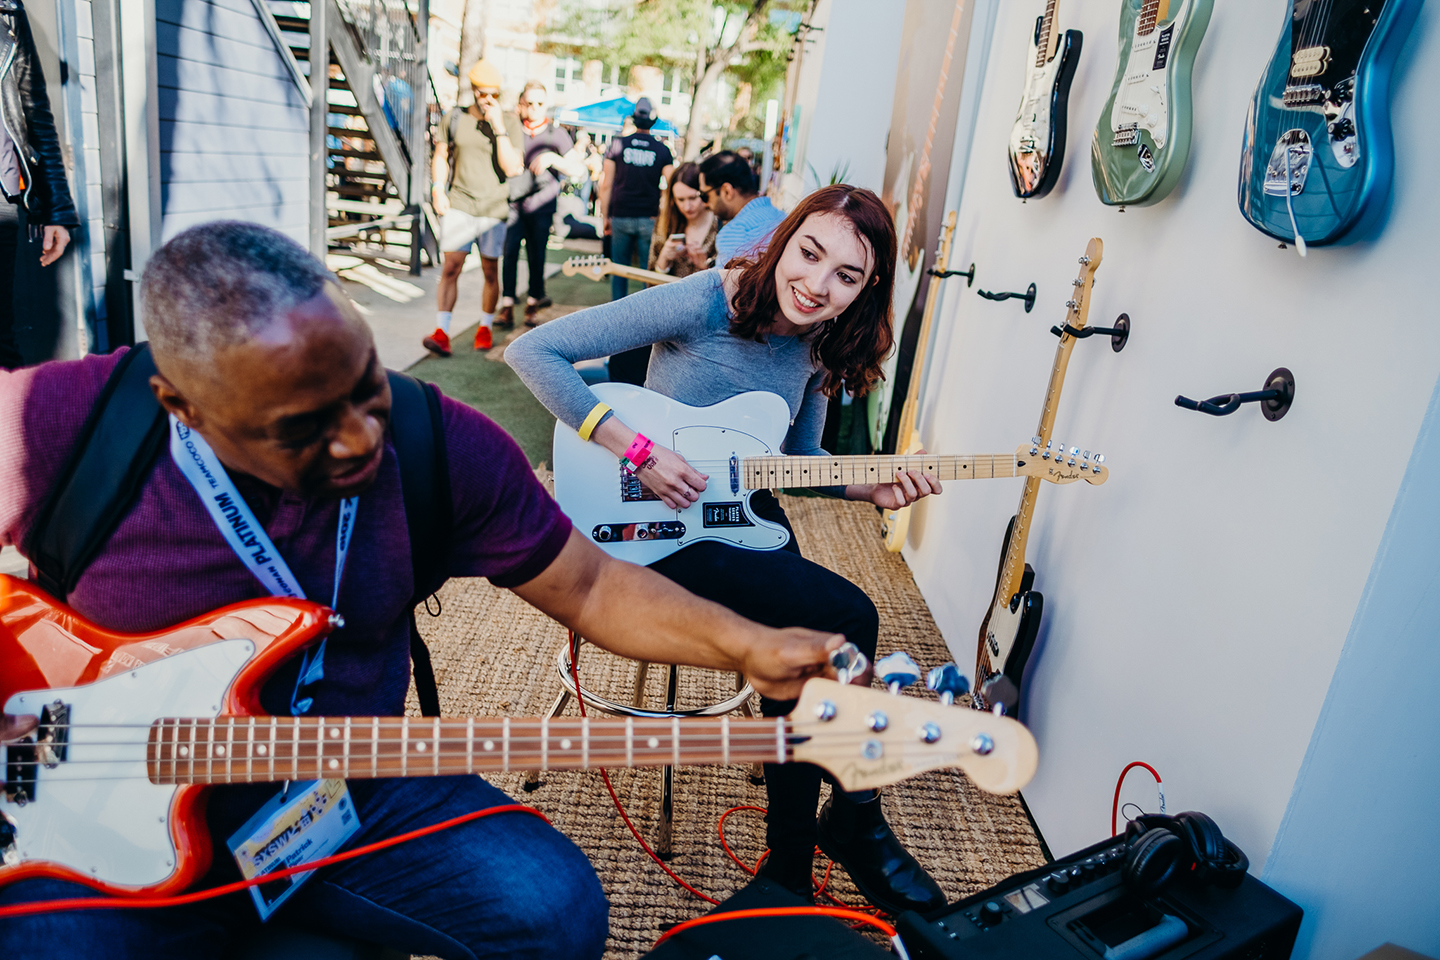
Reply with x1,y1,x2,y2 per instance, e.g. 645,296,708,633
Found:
896,833,1302,960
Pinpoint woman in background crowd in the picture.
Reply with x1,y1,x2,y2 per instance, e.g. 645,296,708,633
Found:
648,161,717,279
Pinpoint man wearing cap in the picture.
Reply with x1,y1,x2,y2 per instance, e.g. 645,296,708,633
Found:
597,98,673,385
427,60,524,355
599,98,673,305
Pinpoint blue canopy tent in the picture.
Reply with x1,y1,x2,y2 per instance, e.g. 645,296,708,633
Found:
555,96,678,136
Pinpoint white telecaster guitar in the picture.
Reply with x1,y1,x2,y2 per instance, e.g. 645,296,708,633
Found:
553,383,1109,562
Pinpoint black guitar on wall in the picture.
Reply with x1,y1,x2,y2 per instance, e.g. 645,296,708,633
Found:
1007,0,1083,199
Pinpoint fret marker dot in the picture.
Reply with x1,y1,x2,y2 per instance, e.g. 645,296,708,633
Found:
214,746,226,757
483,740,495,751
416,742,428,752
647,737,660,749
178,746,190,758
257,745,268,756
329,727,341,739
328,758,340,770
560,738,572,750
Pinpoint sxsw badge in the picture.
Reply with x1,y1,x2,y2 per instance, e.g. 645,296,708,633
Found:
228,779,360,920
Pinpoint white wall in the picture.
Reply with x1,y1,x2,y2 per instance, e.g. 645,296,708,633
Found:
797,0,904,196
902,0,1440,900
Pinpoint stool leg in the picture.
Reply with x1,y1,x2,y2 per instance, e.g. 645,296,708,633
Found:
738,691,765,785
631,661,651,709
524,669,575,792
658,762,675,860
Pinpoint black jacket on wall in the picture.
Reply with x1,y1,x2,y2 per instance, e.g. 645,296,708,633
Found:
0,0,78,228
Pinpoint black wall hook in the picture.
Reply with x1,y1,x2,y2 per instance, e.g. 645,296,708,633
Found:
1176,367,1295,421
976,282,1037,312
929,263,976,287
1051,313,1130,352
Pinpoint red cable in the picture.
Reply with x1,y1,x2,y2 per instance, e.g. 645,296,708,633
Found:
1112,761,1163,836
0,803,547,921
567,633,720,905
653,906,897,946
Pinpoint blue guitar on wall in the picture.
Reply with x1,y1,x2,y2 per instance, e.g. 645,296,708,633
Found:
1237,0,1424,253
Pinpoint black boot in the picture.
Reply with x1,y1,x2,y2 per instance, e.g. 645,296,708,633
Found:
754,761,822,902
816,789,945,915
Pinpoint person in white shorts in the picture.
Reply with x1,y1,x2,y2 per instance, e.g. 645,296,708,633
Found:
427,59,524,354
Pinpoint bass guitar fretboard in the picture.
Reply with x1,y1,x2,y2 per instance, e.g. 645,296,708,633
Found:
743,454,1020,490
147,715,791,785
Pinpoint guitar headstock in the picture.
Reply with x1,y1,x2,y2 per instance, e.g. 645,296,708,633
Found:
1015,441,1108,485
1061,238,1104,333
561,255,612,280
789,679,1038,794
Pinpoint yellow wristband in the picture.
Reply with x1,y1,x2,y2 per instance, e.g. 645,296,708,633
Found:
577,402,611,442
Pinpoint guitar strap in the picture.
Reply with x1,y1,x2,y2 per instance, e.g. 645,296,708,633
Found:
23,343,451,717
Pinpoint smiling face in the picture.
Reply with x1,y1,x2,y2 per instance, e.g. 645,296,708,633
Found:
151,284,392,498
672,180,706,225
770,212,876,335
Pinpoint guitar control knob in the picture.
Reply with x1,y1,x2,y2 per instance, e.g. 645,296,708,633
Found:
875,652,921,694
925,663,969,705
1047,871,1071,893
979,901,1004,925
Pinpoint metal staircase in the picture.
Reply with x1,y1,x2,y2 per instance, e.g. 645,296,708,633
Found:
268,0,437,273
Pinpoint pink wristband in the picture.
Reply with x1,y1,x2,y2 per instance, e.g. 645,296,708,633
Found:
623,434,655,473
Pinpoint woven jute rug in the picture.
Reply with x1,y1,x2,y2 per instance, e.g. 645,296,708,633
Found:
410,489,1046,958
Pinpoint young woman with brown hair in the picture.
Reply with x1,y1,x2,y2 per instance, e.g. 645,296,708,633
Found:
648,161,717,279
507,184,946,914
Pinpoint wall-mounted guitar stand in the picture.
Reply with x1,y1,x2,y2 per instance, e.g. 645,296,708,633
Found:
929,262,976,286
1051,312,1131,353
977,282,1038,312
1175,367,1295,422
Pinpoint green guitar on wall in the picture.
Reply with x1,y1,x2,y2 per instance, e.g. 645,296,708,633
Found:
1090,0,1214,208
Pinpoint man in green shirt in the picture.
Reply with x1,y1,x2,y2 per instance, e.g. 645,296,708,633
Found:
427,60,524,355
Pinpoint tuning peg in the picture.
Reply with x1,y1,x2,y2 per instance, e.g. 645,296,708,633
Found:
1031,436,1042,445
1092,453,1105,474
829,642,870,685
925,663,969,705
875,652,921,695
1078,255,1091,265
1072,277,1083,287
1068,447,1079,466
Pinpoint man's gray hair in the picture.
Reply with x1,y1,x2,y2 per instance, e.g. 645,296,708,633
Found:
141,221,334,360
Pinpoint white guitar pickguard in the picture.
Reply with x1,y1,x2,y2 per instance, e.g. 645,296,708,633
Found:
984,601,1023,680
553,384,796,562
1110,9,1191,152
3,639,255,889
1011,37,1064,161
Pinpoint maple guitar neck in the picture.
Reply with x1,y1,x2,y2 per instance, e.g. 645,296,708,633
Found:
148,715,791,785
981,239,1103,678
742,453,1026,491
1037,0,1062,64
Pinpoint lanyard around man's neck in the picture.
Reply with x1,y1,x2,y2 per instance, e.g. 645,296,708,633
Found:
168,415,357,714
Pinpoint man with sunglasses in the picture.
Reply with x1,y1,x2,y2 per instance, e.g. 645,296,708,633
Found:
427,60,523,356
699,150,784,266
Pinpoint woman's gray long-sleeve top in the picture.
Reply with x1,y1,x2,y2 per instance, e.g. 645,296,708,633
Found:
506,269,833,458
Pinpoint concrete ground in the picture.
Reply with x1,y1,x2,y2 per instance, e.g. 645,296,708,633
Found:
334,237,614,468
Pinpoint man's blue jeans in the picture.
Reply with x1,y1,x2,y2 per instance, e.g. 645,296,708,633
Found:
608,216,655,301
0,775,608,960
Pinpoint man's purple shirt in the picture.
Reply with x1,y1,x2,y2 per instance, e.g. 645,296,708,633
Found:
0,349,572,718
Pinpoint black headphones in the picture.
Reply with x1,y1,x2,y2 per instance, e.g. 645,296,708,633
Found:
1121,812,1250,897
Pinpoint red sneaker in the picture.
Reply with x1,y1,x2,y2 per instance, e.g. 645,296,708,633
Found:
422,328,452,356
474,325,493,350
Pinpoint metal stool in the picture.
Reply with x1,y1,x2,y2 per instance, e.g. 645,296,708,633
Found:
524,631,765,859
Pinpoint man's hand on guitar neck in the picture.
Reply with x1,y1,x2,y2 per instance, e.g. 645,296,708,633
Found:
1,713,37,743
512,528,846,700
592,417,708,510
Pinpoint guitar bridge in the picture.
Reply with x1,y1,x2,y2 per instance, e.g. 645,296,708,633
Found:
1283,83,1325,106
619,462,662,503
1264,129,1313,197
1112,123,1140,148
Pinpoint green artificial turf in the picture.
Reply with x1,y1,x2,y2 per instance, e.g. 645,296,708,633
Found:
405,258,615,468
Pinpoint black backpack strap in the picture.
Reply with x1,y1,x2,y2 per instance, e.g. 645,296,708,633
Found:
387,370,452,717
25,343,167,600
